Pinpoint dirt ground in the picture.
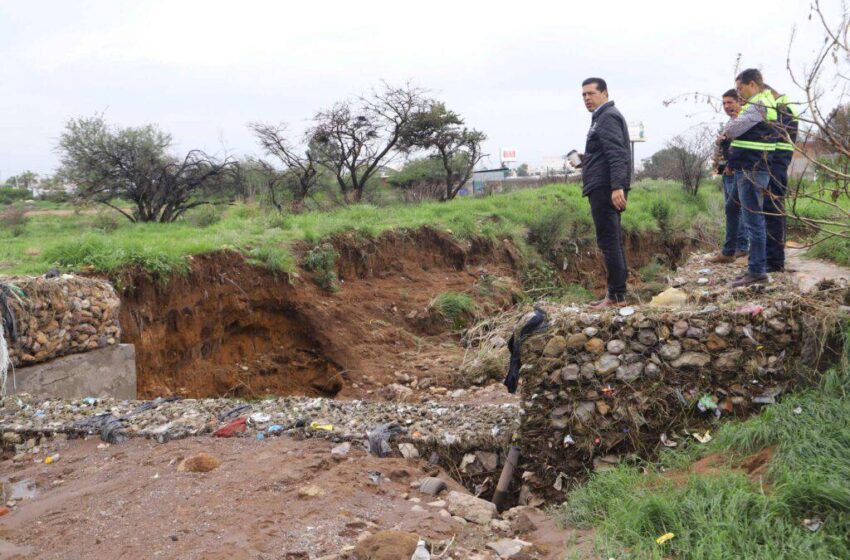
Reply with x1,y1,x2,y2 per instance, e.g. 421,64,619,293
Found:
0,436,589,560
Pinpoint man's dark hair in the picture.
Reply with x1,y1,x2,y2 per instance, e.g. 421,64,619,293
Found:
582,77,608,92
736,68,764,87
722,88,739,100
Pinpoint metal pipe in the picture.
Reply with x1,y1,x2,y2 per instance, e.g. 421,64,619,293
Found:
492,444,520,512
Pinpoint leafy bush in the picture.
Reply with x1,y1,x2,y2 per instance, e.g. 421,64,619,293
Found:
185,205,223,228
0,204,29,237
650,198,672,233
303,244,339,291
0,187,31,205
526,206,571,259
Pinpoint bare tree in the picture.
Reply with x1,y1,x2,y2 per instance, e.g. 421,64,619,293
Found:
311,83,428,203
783,0,850,239
665,127,715,196
57,115,235,223
399,102,486,201
249,122,319,213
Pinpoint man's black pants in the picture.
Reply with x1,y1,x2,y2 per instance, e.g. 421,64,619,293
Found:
588,187,628,301
766,153,791,271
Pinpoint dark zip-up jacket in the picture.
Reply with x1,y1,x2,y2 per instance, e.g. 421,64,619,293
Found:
581,101,632,196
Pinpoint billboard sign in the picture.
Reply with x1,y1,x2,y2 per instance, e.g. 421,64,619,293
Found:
628,121,647,142
500,148,518,163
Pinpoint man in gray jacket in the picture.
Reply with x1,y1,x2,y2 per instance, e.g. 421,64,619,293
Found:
579,77,632,309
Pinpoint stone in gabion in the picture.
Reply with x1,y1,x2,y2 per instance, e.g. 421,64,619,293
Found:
659,341,682,361
606,340,626,355
594,353,620,375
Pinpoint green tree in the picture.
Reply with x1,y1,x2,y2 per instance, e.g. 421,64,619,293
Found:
516,163,530,177
399,102,486,201
57,115,236,222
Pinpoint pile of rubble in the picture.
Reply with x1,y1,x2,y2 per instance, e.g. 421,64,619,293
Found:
1,274,121,366
0,393,518,456
512,253,848,501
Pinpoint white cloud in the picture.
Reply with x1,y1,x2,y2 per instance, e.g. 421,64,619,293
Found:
0,0,835,177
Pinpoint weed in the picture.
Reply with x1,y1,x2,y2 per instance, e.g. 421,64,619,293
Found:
92,210,121,233
429,291,475,328
0,204,29,237
638,260,666,283
560,283,595,304
526,206,571,259
303,244,339,291
185,205,223,228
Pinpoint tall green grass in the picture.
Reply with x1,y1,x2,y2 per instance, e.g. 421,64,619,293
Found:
559,329,850,560
0,180,723,281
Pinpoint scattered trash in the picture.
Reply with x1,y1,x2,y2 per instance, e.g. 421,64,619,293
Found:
735,303,764,316
419,477,447,496
660,433,677,448
256,432,265,441
649,287,688,307
553,472,569,491
309,421,334,432
793,406,803,415
802,517,823,532
213,417,247,438
619,306,635,316
753,396,776,405
44,454,59,465
217,404,250,422
366,422,403,457
82,397,98,406
692,431,712,444
249,412,271,424
442,432,458,445
563,434,575,447
367,470,383,485
697,278,709,285
656,532,675,545
267,424,284,434
504,307,549,393
698,268,712,274
697,394,718,412
411,539,431,560
72,413,127,444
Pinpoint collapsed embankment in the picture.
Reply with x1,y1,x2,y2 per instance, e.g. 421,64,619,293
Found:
116,226,696,400
513,254,849,504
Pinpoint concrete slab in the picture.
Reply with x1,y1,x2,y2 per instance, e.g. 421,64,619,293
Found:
8,344,136,400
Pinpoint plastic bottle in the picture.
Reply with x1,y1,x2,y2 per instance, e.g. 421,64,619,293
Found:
410,539,430,560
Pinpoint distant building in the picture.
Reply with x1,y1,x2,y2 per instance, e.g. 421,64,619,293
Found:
789,138,835,180
30,181,77,198
465,167,508,196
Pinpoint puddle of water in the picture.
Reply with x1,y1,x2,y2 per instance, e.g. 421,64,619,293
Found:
4,479,38,501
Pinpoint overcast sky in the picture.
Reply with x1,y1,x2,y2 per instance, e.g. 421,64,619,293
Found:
0,0,835,178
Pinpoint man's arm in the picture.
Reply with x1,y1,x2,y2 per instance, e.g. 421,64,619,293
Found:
597,115,629,190
722,103,765,138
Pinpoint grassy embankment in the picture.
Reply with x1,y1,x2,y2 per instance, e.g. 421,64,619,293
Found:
559,331,850,560
0,180,722,280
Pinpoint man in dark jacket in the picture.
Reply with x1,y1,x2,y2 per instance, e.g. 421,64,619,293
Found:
579,77,632,309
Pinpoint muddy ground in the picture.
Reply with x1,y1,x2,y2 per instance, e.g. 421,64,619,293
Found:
0,436,590,560
2,224,846,559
